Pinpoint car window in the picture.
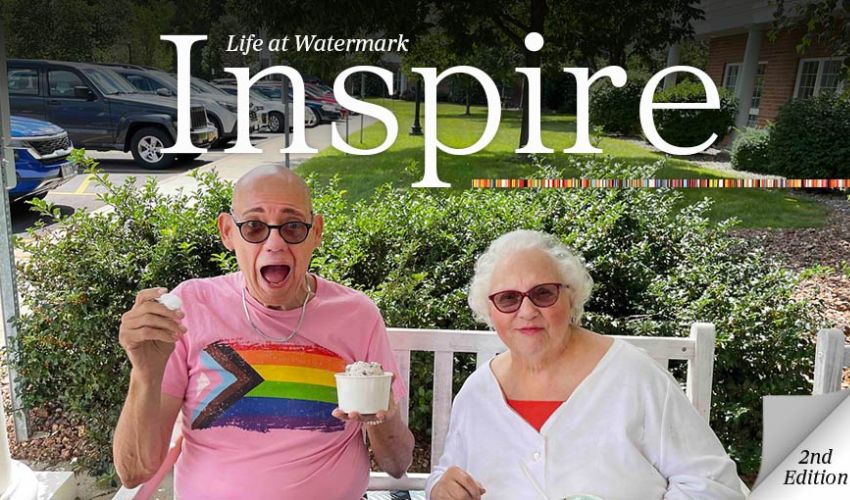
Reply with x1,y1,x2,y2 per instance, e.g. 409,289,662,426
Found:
48,70,86,97
255,86,281,99
125,74,156,92
250,89,269,101
192,77,230,96
8,68,39,95
81,67,137,94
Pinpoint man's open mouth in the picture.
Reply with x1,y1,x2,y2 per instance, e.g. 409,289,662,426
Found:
260,264,291,286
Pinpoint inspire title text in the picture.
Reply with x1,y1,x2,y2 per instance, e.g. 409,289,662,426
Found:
162,34,724,188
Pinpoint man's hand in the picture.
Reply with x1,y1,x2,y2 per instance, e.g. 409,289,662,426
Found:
119,288,186,379
331,391,399,425
431,466,486,500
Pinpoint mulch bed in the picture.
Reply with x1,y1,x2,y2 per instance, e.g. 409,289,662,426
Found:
733,190,850,338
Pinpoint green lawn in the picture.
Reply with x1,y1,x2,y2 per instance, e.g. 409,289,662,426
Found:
300,100,828,229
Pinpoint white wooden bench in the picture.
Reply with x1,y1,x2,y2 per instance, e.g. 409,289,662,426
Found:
813,328,849,394
116,323,718,498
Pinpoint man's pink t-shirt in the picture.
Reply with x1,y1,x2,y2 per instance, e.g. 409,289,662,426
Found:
161,272,406,499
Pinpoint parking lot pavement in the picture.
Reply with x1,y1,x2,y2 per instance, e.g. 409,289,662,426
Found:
10,117,376,237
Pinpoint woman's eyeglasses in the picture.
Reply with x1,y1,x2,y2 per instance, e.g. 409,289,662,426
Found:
230,212,312,244
488,283,564,313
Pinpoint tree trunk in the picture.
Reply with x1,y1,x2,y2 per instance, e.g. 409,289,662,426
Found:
465,77,471,115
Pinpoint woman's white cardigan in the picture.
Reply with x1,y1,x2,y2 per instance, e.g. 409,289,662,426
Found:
425,339,745,500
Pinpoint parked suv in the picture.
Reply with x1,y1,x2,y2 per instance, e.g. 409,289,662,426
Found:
7,115,76,202
7,60,217,169
104,65,262,146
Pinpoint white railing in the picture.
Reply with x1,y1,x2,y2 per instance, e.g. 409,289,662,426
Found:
813,328,849,395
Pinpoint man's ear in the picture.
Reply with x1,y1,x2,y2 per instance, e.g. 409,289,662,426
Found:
311,213,324,248
218,212,235,251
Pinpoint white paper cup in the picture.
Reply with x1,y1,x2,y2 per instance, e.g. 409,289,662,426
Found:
334,371,393,415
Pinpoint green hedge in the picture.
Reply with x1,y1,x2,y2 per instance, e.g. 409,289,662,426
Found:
731,127,772,173
10,155,821,479
768,93,850,178
653,81,738,148
590,80,645,135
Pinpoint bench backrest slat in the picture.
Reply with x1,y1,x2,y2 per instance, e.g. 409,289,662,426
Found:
394,350,412,424
813,328,848,395
431,352,454,470
475,351,498,369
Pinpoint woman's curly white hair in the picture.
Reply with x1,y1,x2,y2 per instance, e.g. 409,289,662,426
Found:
468,230,593,327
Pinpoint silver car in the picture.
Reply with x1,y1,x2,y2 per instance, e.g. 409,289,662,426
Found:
109,66,259,146
216,84,295,133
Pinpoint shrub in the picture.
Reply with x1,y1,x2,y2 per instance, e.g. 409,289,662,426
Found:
653,82,737,148
590,80,645,135
768,93,850,178
10,155,822,480
10,155,234,473
731,127,772,173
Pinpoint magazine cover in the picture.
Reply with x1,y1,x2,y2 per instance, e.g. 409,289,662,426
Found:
0,0,848,498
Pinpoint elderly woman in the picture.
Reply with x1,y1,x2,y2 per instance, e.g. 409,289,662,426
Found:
426,230,744,500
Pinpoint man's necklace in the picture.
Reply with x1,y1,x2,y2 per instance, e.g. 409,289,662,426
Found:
241,274,314,343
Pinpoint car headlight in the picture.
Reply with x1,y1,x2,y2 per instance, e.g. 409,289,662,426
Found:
8,138,27,148
216,100,239,113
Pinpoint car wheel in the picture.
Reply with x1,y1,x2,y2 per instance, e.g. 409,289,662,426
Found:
130,127,175,170
268,112,285,133
305,107,319,128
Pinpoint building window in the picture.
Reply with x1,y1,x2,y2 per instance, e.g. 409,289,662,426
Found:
794,58,846,98
723,63,740,91
747,63,767,127
723,62,767,127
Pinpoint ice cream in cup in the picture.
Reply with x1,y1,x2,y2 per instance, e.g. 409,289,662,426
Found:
335,361,393,415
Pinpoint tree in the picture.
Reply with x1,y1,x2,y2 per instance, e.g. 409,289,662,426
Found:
457,43,519,114
773,0,850,79
1,0,131,61
433,0,703,148
126,0,177,68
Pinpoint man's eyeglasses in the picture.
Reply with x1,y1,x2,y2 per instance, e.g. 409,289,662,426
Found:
488,283,564,313
229,211,313,244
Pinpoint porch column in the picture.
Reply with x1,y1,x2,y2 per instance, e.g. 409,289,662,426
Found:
735,24,764,129
663,43,681,90
0,23,39,500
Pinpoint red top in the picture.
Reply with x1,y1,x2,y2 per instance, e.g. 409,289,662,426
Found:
506,399,564,432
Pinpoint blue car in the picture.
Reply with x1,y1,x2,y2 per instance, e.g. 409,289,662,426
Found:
8,116,76,202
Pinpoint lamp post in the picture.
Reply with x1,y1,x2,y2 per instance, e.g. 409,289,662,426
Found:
360,73,365,144
281,60,291,169
409,77,422,136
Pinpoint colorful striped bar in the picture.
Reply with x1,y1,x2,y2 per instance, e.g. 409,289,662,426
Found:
471,179,850,189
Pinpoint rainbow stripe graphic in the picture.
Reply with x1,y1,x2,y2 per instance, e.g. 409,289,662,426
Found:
191,341,346,433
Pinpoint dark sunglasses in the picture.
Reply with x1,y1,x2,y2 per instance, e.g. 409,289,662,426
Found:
229,211,313,244
488,283,564,313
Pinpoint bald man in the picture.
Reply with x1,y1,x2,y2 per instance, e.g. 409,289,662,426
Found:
113,165,414,499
